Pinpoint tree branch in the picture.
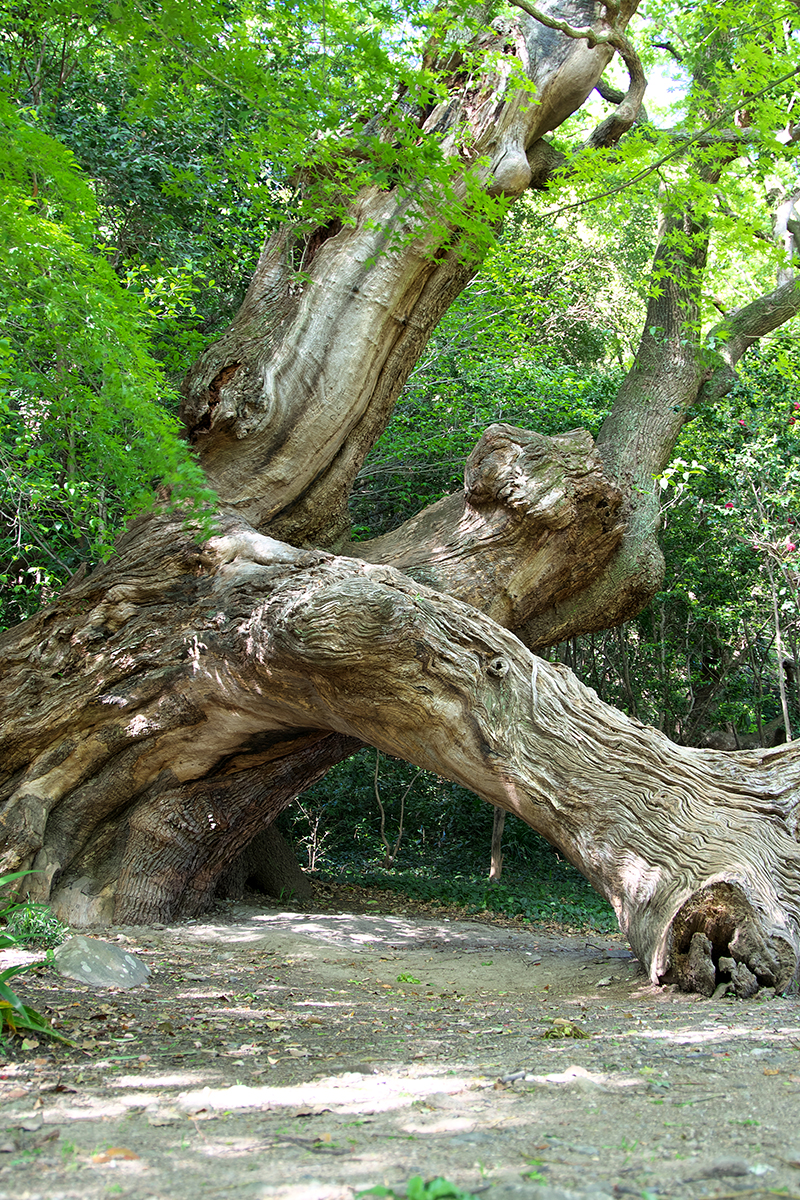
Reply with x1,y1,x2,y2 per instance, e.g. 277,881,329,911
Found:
354,424,625,632
509,0,647,149
542,63,800,215
595,77,626,104
508,0,626,52
702,276,800,400
653,40,683,63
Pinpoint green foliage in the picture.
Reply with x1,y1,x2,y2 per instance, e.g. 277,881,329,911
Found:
0,92,215,627
546,338,800,745
0,964,67,1044
5,898,69,949
0,872,72,1043
357,1176,480,1200
543,0,799,325
0,870,39,950
0,0,519,625
283,750,617,932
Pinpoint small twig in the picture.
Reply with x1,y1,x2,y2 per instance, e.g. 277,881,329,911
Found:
191,1117,209,1141
373,749,421,867
263,1134,350,1155
374,749,389,861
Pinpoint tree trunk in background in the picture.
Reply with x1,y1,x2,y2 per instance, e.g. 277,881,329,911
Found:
2,0,800,996
489,807,506,883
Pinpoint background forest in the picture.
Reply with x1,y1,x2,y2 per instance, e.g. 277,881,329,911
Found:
2,0,799,929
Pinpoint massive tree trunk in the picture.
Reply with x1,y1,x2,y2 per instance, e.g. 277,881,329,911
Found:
1,0,800,997
2,516,799,994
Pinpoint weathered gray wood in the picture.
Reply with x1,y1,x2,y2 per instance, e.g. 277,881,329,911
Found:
2,526,798,993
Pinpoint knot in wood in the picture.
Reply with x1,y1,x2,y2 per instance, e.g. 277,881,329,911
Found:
464,424,596,528
487,655,510,679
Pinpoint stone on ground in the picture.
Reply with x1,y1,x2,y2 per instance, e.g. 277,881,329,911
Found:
52,934,150,988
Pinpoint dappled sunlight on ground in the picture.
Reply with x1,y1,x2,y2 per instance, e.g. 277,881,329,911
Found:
182,907,544,955
1,904,799,1200
176,1067,474,1115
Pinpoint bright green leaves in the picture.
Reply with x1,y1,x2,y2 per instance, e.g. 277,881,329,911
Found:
542,0,799,326
44,0,504,237
641,337,800,738
357,1178,480,1200
0,95,214,629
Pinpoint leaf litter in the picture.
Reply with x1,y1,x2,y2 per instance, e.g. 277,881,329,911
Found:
0,884,798,1200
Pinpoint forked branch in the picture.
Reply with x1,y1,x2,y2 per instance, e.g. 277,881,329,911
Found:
373,750,422,868
510,0,647,146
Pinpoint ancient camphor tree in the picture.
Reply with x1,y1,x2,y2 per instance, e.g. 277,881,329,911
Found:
1,0,800,996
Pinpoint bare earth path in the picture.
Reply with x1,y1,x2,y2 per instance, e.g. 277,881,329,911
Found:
2,886,800,1200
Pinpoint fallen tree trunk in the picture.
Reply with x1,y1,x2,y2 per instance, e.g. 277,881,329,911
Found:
2,523,797,993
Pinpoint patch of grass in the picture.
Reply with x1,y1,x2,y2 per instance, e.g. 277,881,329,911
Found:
326,861,617,932
6,898,69,948
357,1178,481,1200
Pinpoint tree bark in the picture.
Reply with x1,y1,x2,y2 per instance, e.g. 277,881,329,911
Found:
179,0,629,547
489,807,506,883
2,528,798,993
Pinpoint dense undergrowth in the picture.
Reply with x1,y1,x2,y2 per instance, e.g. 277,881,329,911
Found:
281,749,617,933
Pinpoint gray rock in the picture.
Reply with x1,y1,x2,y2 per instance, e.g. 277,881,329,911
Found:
688,1155,751,1181
53,934,151,989
710,1155,751,1176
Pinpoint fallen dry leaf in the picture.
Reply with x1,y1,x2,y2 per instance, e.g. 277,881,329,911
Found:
92,1147,140,1163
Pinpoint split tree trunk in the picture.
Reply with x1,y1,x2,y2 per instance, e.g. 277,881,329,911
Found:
1,0,800,996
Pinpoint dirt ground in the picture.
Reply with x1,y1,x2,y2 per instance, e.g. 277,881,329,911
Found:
1,882,800,1200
